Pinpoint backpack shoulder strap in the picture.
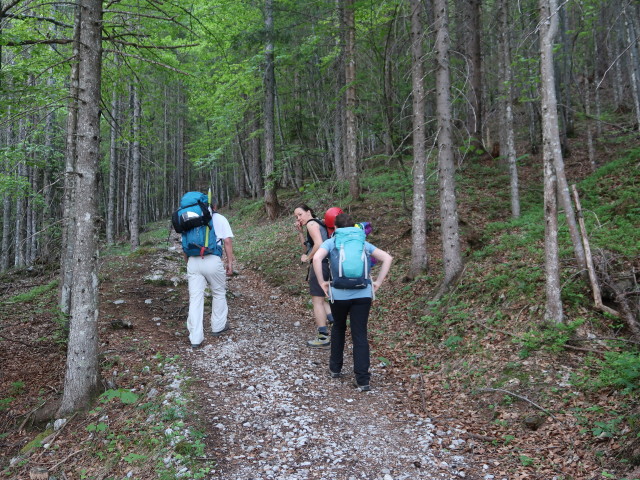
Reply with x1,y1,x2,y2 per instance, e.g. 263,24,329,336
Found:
307,218,328,241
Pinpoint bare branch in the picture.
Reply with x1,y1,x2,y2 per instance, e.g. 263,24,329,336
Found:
103,37,198,50
4,12,73,29
0,0,24,18
476,388,557,419
103,9,178,22
103,48,191,75
3,38,73,47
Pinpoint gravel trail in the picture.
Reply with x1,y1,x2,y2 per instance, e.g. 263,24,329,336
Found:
183,268,491,480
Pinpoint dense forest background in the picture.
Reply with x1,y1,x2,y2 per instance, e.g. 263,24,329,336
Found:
2,0,638,267
1,0,640,477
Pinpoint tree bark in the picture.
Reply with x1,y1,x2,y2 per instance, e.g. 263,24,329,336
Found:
465,0,482,140
334,0,345,180
129,82,141,250
344,0,360,200
58,0,103,416
106,87,117,245
60,3,81,315
434,0,463,289
263,0,280,219
624,9,640,132
499,0,519,218
408,0,428,279
539,0,563,324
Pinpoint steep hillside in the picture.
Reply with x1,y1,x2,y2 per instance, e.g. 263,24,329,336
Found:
228,134,639,479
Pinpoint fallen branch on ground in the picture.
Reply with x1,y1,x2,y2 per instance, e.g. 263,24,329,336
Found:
476,388,556,420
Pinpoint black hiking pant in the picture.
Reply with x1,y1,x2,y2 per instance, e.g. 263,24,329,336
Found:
329,297,372,386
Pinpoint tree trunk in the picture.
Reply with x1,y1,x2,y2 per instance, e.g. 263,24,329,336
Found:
434,0,463,289
60,3,81,315
499,0,519,218
466,0,482,140
1,189,9,270
382,9,398,158
539,0,563,324
58,0,103,416
14,147,25,268
583,71,596,171
129,82,141,250
42,89,55,261
249,103,263,199
624,9,640,132
408,0,428,279
334,0,345,180
106,88,117,245
344,0,360,200
263,0,280,219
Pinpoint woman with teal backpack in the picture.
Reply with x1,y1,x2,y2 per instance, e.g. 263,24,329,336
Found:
312,213,393,392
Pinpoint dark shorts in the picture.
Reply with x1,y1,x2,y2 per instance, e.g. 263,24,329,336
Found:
308,261,330,297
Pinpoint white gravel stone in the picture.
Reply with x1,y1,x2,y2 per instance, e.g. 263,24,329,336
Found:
180,266,491,480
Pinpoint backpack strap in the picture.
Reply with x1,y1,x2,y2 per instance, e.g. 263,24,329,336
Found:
305,218,329,249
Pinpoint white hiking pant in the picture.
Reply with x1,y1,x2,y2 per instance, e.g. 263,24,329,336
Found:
186,254,228,345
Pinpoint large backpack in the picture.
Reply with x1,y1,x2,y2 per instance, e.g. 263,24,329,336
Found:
172,192,222,258
329,227,370,289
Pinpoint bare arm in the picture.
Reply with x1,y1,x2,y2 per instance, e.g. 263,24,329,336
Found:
370,248,393,292
312,247,330,296
300,221,324,263
223,237,234,275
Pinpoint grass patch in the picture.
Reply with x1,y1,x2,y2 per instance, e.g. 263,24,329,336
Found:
0,280,58,305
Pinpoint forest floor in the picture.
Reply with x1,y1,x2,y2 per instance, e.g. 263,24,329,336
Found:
0,226,638,480
1,128,639,479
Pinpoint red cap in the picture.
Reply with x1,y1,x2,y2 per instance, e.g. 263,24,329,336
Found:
324,207,344,234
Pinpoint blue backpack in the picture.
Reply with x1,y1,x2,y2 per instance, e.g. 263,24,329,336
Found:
172,192,222,258
329,227,370,289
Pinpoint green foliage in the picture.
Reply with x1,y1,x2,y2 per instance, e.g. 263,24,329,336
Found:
576,150,640,256
594,351,640,395
99,389,139,405
0,397,14,412
9,381,25,396
86,422,109,433
361,162,416,207
515,318,585,357
0,280,58,305
418,298,469,343
519,454,535,467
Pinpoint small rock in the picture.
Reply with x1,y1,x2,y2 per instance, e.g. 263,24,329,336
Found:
53,419,67,431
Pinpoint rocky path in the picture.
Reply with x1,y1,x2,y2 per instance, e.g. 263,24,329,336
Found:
181,267,490,480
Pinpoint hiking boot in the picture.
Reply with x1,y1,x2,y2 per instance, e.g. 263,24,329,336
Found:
191,342,203,349
307,334,330,347
352,378,371,392
212,324,230,337
329,370,342,378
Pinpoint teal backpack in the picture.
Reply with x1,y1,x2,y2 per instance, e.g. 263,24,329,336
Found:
329,227,370,289
172,192,222,258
